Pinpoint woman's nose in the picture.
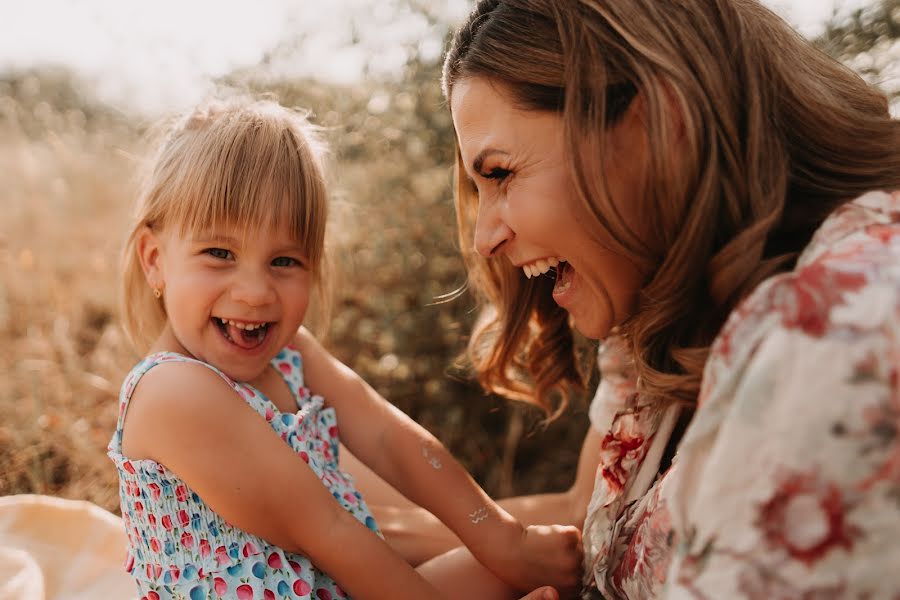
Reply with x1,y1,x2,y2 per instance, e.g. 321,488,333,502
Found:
473,200,513,257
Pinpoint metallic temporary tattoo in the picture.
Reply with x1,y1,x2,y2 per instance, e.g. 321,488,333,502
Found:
469,507,489,524
421,442,443,470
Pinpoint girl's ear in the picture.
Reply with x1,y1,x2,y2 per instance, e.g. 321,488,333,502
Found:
136,226,164,290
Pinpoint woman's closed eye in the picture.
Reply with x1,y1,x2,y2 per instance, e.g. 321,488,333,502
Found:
482,167,511,182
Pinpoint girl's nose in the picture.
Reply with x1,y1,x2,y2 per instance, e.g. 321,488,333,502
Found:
473,201,513,257
231,273,277,306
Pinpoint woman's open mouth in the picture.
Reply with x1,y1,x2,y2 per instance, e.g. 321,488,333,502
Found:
553,261,573,296
213,317,272,350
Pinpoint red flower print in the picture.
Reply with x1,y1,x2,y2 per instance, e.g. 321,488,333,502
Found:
167,567,180,583
199,539,211,558
757,471,861,566
780,262,866,337
123,460,136,474
149,537,161,553
178,509,190,527
865,222,900,243
161,515,173,531
148,514,157,527
335,585,346,598
264,590,275,600
317,590,332,600
265,406,275,422
148,592,160,600
236,584,254,600
214,577,228,597
599,429,646,493
293,579,312,595
134,501,144,514
328,425,339,438
124,553,134,572
149,482,161,500
215,545,230,566
267,552,283,569
175,485,188,502
181,532,194,549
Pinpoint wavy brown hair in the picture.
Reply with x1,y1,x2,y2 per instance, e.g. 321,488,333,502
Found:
443,0,900,413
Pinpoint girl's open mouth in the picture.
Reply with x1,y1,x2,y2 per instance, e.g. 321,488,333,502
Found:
213,317,272,350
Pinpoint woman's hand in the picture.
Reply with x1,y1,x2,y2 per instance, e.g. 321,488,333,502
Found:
520,587,560,600
487,523,583,596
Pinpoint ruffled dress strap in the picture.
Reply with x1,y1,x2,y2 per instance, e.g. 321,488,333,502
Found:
109,351,244,455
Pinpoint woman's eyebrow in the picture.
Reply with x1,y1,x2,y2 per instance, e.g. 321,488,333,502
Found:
472,148,510,173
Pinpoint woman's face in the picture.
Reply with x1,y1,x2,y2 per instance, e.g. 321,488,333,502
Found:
450,76,646,339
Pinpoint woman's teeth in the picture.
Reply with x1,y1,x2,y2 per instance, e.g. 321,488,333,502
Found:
522,257,563,279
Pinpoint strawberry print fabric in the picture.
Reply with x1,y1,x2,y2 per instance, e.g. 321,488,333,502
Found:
108,347,379,600
583,191,900,598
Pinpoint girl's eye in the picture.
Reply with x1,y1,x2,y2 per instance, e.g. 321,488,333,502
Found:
272,256,302,268
204,248,233,260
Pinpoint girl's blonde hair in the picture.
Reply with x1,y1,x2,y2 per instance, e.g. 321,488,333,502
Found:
443,0,900,414
121,98,330,352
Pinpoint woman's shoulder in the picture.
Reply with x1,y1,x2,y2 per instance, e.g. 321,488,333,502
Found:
663,193,900,596
707,189,900,374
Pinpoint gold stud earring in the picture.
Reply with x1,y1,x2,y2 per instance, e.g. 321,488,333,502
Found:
153,287,162,299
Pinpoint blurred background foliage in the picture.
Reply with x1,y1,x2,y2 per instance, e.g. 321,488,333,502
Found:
0,0,897,513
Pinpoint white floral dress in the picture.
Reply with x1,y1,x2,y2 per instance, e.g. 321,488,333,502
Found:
583,190,900,598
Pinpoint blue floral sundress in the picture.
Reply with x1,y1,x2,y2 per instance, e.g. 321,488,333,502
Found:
108,346,381,600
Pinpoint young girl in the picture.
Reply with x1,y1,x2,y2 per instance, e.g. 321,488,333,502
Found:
108,98,581,600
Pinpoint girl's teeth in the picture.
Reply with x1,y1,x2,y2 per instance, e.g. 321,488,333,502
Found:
220,318,265,331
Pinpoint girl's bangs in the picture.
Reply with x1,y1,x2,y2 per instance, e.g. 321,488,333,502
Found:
169,122,327,270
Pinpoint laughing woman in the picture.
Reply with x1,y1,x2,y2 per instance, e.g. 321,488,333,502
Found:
343,0,900,597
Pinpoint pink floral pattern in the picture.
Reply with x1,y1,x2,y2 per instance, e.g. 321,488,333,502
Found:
583,191,900,598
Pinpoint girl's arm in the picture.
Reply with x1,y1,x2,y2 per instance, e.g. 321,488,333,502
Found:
341,428,602,565
121,361,446,600
296,329,582,594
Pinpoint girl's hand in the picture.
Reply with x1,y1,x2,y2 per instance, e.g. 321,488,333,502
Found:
489,523,583,596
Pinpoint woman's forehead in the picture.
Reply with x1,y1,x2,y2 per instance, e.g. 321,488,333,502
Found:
451,77,563,173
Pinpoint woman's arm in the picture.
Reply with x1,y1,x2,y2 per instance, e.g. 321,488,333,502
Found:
341,428,602,565
296,328,582,594
122,361,447,600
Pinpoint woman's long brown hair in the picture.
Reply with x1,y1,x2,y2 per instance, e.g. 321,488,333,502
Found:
443,0,900,413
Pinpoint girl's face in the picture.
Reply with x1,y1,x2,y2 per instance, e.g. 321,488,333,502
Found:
450,77,646,339
139,222,313,383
